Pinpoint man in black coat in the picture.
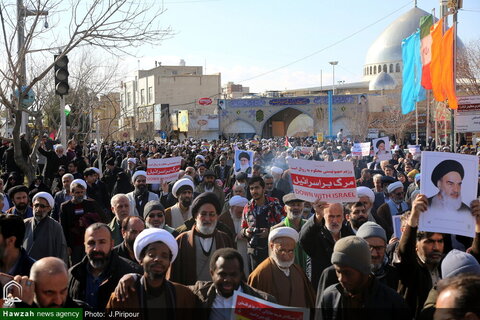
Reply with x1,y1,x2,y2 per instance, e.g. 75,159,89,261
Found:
38,142,67,187
68,223,142,311
299,201,354,290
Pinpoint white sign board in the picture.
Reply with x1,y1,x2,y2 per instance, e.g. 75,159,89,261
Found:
419,152,478,237
287,158,357,203
455,114,480,133
351,142,371,157
146,157,182,184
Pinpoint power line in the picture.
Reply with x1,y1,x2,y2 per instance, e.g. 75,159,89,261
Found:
236,0,414,84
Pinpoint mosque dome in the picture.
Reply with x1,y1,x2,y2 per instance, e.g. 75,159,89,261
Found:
363,7,431,81
369,72,397,90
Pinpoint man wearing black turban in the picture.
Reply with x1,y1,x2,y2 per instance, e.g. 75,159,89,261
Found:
428,159,470,213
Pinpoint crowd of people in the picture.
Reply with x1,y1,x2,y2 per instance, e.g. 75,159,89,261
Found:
0,135,479,320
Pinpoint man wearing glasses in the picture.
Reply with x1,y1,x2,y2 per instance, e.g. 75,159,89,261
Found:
375,181,409,240
316,221,400,299
23,192,68,262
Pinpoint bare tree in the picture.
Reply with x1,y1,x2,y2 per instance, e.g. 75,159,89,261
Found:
457,38,480,96
374,106,416,145
0,0,171,183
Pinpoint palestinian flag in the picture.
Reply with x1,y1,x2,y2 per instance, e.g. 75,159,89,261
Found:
419,15,433,90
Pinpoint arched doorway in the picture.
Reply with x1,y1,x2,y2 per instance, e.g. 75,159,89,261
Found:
262,108,314,138
223,119,256,139
287,114,314,137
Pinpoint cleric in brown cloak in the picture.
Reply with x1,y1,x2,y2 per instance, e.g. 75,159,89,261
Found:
427,159,470,214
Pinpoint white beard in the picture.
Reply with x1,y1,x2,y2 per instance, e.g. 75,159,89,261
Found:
197,220,217,235
439,190,462,211
239,163,250,172
271,254,294,276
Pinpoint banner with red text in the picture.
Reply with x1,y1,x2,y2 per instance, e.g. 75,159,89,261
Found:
146,157,182,184
232,290,309,320
351,142,371,157
287,158,357,203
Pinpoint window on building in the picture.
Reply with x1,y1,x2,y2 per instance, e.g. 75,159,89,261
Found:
389,64,393,73
374,65,377,74
148,87,153,103
396,63,400,72
369,66,372,75
383,64,387,73
127,92,131,106
121,94,124,107
140,89,145,105
378,65,381,73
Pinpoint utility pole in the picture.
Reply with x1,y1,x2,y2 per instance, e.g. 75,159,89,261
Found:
17,0,48,134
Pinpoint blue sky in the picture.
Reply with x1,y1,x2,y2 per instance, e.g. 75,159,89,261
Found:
120,0,479,92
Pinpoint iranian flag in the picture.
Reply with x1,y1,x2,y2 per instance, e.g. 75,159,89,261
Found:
285,136,292,149
419,14,433,90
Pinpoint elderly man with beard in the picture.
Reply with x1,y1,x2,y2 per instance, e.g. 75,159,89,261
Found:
168,192,234,285
125,171,159,217
356,186,377,222
195,170,225,207
316,236,409,320
113,216,145,263
108,194,131,246
219,195,250,276
68,223,142,310
428,160,470,215
165,178,194,229
299,201,354,291
248,227,315,308
375,181,409,240
316,222,400,300
143,200,178,237
106,228,196,319
11,257,87,309
23,192,68,262
263,174,286,205
272,193,309,271
220,183,246,216
52,173,73,221
60,179,107,265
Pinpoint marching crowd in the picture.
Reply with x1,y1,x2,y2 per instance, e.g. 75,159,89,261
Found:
0,136,479,320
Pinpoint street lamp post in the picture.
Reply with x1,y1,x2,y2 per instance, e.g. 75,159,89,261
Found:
329,61,338,95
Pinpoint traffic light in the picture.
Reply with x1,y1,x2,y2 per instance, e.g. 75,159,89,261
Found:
54,54,69,96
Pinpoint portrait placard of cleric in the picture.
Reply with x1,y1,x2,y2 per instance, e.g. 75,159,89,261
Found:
235,149,254,177
372,137,392,161
419,151,478,237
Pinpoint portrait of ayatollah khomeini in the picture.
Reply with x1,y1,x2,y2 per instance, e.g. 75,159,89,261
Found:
428,159,470,214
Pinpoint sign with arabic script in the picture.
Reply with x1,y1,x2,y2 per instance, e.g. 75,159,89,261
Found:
287,158,357,203
146,157,182,184
231,290,309,320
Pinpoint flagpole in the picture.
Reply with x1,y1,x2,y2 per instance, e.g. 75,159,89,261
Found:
426,90,431,148
415,102,419,145
451,5,458,152
435,116,438,147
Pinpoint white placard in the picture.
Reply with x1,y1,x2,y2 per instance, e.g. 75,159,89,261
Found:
146,157,182,184
351,142,371,157
372,137,392,161
419,151,477,237
287,158,357,203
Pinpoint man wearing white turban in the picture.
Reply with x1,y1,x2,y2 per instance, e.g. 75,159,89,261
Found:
125,170,159,217
23,192,68,262
248,227,316,308
218,195,250,276
107,228,197,315
165,178,195,228
375,180,409,240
